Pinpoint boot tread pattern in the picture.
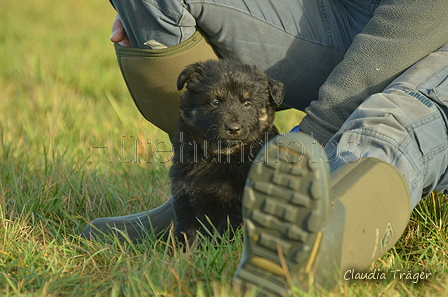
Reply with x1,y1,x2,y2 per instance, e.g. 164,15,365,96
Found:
234,133,331,296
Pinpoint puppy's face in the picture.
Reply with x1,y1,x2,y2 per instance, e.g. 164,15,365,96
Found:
177,60,284,152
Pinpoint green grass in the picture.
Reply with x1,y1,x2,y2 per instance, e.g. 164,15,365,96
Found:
0,0,447,296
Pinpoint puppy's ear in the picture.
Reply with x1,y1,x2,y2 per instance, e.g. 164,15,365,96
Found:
268,79,285,106
177,62,206,90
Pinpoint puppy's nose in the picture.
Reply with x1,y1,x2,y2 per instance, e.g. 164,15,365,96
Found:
225,123,241,135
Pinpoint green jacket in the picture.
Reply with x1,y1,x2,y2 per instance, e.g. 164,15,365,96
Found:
299,0,448,144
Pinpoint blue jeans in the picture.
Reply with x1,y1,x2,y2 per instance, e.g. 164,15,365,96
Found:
110,0,380,110
324,43,448,208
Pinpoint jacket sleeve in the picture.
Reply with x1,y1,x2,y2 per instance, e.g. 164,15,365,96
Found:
299,0,448,144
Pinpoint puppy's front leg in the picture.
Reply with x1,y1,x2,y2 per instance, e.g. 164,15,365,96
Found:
173,195,201,246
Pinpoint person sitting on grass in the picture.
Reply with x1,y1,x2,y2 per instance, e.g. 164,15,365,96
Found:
82,0,448,294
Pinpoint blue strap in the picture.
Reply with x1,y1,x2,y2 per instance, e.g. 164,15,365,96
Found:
290,125,301,133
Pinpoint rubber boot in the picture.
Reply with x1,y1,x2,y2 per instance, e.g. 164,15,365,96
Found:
115,30,219,137
81,197,175,242
313,157,411,291
233,132,411,296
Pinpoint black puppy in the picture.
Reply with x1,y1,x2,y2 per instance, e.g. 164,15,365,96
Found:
170,59,284,244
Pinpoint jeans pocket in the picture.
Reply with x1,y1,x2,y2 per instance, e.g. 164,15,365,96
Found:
418,65,448,106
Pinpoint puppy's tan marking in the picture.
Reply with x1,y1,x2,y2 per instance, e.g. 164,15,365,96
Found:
214,89,223,98
259,108,269,123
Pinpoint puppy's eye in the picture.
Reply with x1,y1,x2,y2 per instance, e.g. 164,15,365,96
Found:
243,101,251,108
210,100,220,107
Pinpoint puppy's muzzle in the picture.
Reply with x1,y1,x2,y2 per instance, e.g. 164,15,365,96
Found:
225,123,242,135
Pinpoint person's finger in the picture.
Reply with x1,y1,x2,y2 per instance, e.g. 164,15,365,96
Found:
119,35,132,47
110,14,131,47
110,14,124,42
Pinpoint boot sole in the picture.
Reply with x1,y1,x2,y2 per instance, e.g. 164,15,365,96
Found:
233,133,331,296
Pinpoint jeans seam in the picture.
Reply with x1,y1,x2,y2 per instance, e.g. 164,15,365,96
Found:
142,0,182,20
370,0,381,14
186,1,344,52
190,2,295,35
405,112,442,130
317,0,334,48
417,64,448,92
348,128,420,175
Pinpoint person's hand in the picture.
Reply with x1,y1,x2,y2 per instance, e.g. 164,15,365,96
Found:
110,14,131,47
